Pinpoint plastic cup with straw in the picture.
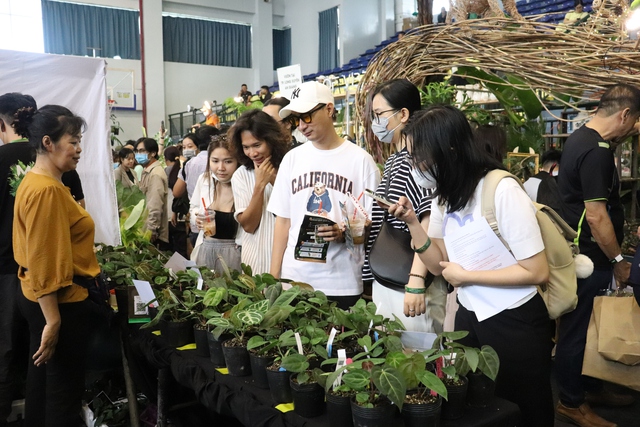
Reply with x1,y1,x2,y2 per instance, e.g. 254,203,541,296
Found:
200,197,216,237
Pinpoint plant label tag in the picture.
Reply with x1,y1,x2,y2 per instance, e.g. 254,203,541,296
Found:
294,332,304,355
333,349,348,390
327,328,338,357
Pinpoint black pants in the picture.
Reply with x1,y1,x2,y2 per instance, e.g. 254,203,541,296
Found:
169,221,188,259
18,292,92,427
555,267,611,406
455,293,554,427
0,274,28,427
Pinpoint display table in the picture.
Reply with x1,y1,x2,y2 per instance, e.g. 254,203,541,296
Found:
128,330,520,427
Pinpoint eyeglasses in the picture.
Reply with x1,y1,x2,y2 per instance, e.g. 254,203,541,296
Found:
371,108,398,124
136,147,147,154
289,104,326,127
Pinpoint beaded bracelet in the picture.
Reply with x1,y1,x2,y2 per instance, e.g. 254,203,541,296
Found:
405,286,426,294
412,237,431,254
408,273,426,280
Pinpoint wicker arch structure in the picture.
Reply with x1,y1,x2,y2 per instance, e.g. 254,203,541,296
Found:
356,17,640,162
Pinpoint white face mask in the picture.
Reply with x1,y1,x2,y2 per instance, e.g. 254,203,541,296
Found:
411,167,437,189
371,110,401,143
183,149,196,159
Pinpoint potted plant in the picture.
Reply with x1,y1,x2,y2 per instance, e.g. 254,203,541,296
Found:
323,334,406,427
386,350,448,427
281,353,326,418
208,296,269,376
141,286,197,348
452,342,499,408
432,331,499,419
245,285,300,388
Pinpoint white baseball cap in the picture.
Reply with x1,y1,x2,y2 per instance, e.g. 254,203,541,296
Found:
279,81,334,119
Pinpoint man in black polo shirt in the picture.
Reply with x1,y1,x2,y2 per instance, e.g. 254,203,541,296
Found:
556,84,639,427
0,92,36,427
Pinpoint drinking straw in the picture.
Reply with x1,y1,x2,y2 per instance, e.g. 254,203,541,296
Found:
318,200,323,213
201,198,211,223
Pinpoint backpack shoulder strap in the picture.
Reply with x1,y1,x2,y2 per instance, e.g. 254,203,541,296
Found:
481,169,523,251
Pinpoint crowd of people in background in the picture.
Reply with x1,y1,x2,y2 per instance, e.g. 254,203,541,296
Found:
1,78,640,427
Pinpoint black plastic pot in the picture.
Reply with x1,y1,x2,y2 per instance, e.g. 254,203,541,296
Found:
466,371,495,408
266,368,293,404
193,325,210,358
207,332,231,368
290,378,325,418
402,394,442,427
160,319,194,348
326,391,354,427
441,376,468,420
221,339,251,376
249,353,276,389
350,397,395,427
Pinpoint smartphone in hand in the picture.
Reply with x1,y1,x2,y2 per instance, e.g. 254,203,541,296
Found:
364,189,393,209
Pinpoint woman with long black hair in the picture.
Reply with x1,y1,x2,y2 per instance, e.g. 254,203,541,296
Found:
389,105,553,427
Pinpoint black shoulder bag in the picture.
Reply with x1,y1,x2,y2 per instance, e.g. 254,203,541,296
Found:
369,158,433,289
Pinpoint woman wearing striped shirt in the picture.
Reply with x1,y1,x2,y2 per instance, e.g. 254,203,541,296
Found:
364,79,447,332
230,110,290,274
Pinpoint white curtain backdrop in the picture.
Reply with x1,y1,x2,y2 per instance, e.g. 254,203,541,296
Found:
0,49,120,245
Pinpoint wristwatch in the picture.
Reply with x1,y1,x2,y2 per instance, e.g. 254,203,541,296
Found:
610,254,624,264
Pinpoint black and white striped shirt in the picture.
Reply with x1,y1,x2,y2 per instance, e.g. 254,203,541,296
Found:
363,149,433,281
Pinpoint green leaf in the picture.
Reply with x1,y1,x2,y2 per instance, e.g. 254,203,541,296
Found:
248,299,269,314
124,199,145,230
416,371,448,400
207,318,232,329
153,275,168,285
272,286,301,307
477,345,500,382
464,347,479,373
264,282,282,306
371,365,407,410
506,74,542,120
236,309,264,326
385,351,407,368
281,353,309,373
342,370,371,391
203,287,226,307
247,335,266,350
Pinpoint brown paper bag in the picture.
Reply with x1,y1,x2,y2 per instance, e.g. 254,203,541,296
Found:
595,296,640,366
582,297,640,392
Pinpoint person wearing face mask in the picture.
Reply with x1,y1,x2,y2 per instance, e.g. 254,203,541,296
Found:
523,149,564,213
136,138,170,250
364,79,446,333
189,135,242,272
113,147,138,188
173,127,220,245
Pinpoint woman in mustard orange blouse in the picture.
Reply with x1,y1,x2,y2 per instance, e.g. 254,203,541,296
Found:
12,105,99,427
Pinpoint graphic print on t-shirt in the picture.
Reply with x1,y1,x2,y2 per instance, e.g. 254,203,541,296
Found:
306,181,332,215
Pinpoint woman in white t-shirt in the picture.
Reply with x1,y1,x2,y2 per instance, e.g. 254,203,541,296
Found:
229,109,290,274
389,105,553,427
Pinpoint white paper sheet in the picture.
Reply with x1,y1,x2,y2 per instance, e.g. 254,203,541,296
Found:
132,280,158,308
443,217,535,321
164,252,197,272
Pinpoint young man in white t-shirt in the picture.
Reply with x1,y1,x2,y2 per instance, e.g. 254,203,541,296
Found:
267,81,380,309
